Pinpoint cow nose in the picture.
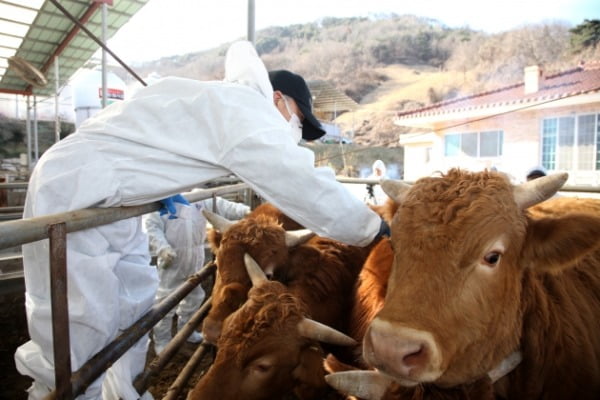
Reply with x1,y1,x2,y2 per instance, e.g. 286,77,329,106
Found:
363,318,441,383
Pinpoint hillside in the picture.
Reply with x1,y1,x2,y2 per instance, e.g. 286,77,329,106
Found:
1,16,598,161
336,64,469,146
124,16,598,147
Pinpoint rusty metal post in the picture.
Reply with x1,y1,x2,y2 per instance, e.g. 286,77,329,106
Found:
48,222,73,399
163,343,212,400
134,293,214,394
65,263,216,398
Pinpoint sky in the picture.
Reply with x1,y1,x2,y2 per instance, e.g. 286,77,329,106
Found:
104,0,600,64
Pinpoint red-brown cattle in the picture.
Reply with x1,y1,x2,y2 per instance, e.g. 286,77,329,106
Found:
202,202,376,345
201,204,313,343
188,254,355,400
347,230,393,366
331,169,600,400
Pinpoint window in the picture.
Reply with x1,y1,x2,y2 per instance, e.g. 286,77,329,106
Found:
444,131,503,157
480,130,503,157
445,134,460,156
541,113,600,171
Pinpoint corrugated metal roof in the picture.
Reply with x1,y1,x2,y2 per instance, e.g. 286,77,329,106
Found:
0,0,148,96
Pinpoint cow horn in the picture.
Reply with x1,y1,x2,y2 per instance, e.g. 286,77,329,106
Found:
244,253,268,286
285,229,315,247
297,318,357,346
513,173,568,209
380,179,411,203
325,370,392,400
202,209,236,233
487,351,522,383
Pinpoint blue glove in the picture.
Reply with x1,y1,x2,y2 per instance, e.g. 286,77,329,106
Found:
376,218,391,240
159,194,190,219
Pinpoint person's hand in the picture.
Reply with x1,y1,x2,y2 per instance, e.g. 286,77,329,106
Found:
159,194,190,219
157,246,177,269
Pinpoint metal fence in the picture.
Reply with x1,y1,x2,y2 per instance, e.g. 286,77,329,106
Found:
1,177,599,399
0,182,250,399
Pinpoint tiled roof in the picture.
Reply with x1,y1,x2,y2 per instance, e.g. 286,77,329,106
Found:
396,61,600,120
308,80,358,113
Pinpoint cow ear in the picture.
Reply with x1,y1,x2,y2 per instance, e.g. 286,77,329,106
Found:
291,346,328,399
522,214,600,273
207,228,222,252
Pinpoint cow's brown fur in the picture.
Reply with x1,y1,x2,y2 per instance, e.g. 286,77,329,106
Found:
197,203,377,398
367,169,600,399
347,237,393,366
203,202,375,345
203,206,296,342
382,378,495,400
206,203,303,251
189,282,331,400
284,235,373,333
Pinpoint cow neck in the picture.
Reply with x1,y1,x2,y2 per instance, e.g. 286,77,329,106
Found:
487,351,522,383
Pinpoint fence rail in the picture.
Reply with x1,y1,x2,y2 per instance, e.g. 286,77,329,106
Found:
0,182,249,400
2,177,599,399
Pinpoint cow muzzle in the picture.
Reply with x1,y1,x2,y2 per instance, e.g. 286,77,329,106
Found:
363,318,443,385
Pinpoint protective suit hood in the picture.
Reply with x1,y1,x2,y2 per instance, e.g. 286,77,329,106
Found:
224,41,273,101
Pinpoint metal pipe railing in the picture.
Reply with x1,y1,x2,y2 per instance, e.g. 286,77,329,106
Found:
163,343,212,400
0,183,248,251
44,261,216,400
0,206,24,212
336,176,600,194
0,181,248,400
134,291,214,394
0,182,28,189
48,223,72,399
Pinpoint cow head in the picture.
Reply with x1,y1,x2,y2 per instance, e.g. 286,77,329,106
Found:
189,254,356,400
360,168,600,388
202,209,313,344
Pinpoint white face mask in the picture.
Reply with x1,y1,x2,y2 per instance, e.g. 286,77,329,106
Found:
282,96,303,143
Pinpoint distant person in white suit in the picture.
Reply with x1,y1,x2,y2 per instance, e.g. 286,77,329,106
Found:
144,196,249,354
365,159,389,205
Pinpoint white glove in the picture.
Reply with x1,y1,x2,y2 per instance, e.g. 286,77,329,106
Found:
157,246,176,269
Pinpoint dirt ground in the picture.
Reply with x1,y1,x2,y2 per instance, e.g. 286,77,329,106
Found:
0,291,31,400
0,289,214,400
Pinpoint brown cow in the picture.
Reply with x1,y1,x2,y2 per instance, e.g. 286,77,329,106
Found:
347,233,393,366
188,254,355,400
201,204,313,343
202,202,375,345
330,169,600,399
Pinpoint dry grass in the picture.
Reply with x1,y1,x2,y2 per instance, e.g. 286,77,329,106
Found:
335,64,479,146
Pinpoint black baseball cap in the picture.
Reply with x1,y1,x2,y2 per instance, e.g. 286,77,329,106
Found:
268,70,326,141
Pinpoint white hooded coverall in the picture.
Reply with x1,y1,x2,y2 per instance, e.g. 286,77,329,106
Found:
366,159,389,205
14,40,381,400
144,198,249,351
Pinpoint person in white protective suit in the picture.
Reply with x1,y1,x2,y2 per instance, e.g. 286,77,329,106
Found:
144,197,250,354
365,159,388,205
15,40,389,400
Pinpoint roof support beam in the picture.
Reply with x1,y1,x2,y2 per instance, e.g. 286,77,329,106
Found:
41,1,101,76
47,0,146,87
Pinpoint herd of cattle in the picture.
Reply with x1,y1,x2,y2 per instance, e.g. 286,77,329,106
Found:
178,168,600,400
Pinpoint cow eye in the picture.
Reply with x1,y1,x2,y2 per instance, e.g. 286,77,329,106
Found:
253,363,272,374
483,251,501,267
